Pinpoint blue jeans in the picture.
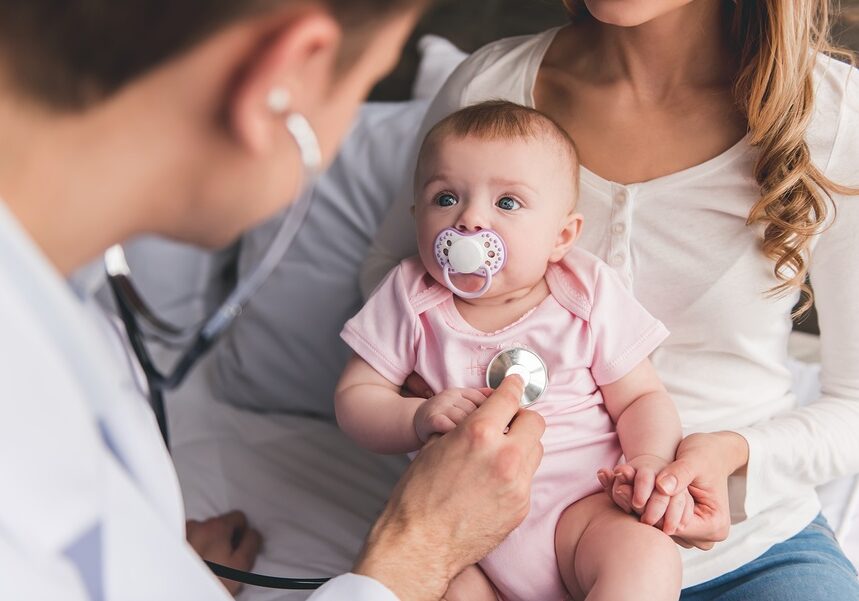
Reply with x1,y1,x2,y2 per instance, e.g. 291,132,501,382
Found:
681,514,859,600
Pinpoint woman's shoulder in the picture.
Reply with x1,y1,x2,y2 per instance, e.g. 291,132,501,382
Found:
809,54,859,176
442,27,562,107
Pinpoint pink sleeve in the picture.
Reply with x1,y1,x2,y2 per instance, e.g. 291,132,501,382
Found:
340,263,419,386
588,265,669,386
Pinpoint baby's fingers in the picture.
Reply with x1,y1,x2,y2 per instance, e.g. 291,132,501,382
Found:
640,491,670,526
632,467,656,513
443,405,471,425
660,492,687,535
460,388,489,406
426,413,457,437
613,463,636,485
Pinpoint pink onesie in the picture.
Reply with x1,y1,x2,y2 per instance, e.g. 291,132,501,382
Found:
341,246,669,601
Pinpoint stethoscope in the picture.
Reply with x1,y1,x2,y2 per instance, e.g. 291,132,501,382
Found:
105,91,550,591
106,95,330,590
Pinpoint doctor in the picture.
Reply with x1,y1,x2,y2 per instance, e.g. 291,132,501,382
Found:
0,1,546,600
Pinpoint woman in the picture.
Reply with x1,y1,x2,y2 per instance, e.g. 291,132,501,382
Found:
0,1,546,600
364,0,859,598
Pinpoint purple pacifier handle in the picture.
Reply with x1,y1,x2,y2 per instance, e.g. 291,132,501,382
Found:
443,264,493,299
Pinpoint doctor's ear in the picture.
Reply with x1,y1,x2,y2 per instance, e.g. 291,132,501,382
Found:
549,211,584,262
229,9,341,154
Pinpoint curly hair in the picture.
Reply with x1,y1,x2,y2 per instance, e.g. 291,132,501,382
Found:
561,0,859,315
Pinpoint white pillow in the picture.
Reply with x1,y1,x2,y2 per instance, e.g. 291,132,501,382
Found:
411,35,468,100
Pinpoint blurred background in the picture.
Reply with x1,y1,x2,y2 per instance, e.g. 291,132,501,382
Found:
371,0,859,335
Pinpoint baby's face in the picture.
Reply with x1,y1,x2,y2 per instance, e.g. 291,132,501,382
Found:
414,133,581,299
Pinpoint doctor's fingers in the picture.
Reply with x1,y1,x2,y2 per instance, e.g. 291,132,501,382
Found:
187,510,247,545
471,375,526,430
231,526,263,567
505,410,546,477
216,526,262,596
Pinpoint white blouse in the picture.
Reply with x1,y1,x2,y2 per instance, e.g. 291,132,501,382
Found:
362,27,859,587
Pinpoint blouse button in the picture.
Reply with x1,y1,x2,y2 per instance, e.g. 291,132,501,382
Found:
610,254,625,267
612,223,626,234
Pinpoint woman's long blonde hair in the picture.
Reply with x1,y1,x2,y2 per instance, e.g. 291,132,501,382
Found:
562,0,858,315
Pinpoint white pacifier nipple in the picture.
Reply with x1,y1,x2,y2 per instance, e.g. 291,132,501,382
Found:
433,228,507,299
448,238,485,274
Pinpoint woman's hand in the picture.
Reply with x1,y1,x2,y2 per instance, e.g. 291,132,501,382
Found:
354,375,545,601
599,432,748,550
598,454,694,536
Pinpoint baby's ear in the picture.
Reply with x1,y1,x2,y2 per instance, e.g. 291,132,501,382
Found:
549,211,584,262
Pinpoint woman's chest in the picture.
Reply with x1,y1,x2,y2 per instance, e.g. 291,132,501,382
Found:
573,174,798,346
533,69,747,185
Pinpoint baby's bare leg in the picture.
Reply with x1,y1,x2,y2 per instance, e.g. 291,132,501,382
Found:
555,493,681,601
443,564,498,601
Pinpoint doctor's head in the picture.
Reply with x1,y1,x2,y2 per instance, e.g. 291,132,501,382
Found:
0,0,425,253
413,101,584,300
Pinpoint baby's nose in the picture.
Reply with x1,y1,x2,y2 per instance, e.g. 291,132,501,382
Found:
455,206,487,232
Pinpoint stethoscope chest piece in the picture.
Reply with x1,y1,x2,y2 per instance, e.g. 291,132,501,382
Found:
486,347,548,407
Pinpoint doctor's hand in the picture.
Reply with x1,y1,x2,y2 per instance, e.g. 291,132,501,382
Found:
186,510,262,596
355,375,545,601
413,387,488,443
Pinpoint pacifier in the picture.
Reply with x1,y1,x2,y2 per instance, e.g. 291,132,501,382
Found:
433,228,507,299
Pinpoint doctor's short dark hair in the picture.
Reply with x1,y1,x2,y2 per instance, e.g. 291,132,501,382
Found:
0,0,422,111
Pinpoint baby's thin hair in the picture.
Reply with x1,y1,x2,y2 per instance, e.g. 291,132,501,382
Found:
419,100,580,192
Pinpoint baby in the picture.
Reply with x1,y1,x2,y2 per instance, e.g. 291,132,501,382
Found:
336,100,685,601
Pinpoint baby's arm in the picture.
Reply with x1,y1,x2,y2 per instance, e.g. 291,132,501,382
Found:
601,358,686,526
335,355,425,454
336,355,489,454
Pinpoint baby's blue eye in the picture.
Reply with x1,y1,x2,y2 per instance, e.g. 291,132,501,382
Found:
436,193,458,207
497,196,521,211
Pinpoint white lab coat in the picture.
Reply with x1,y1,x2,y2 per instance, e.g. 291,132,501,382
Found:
0,202,395,601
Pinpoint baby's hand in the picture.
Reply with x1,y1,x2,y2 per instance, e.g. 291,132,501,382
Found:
598,455,694,536
414,388,489,443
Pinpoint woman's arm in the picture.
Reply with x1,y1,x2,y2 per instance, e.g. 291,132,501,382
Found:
732,155,859,520
644,79,859,545
335,355,424,454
